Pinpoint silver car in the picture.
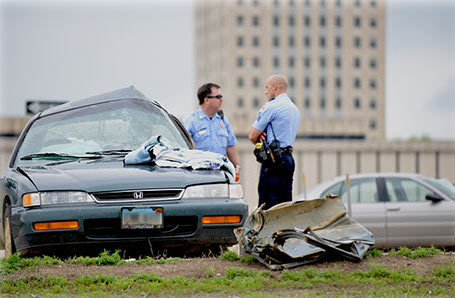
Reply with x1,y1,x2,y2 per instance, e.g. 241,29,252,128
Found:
297,173,455,248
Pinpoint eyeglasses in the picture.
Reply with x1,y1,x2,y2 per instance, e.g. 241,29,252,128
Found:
207,95,223,99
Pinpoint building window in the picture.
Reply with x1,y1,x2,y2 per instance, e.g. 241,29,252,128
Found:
370,99,376,110
354,16,361,27
253,0,259,6
289,0,295,6
304,36,311,47
336,97,342,109
273,36,279,47
354,78,361,88
273,56,280,67
335,15,342,27
336,0,342,7
237,36,244,47
320,77,326,88
273,0,279,6
252,15,259,26
253,97,260,108
237,57,244,67
253,57,260,67
253,77,259,88
289,15,295,26
320,15,326,27
354,37,361,48
320,0,326,7
371,0,377,8
237,0,243,6
304,77,311,88
237,16,244,26
335,56,342,68
320,36,326,47
370,18,377,28
305,0,311,6
237,77,244,87
354,98,361,109
320,96,326,109
237,98,244,108
370,79,376,89
370,58,377,69
273,15,279,26
320,56,326,68
370,38,377,48
289,57,295,67
289,36,295,47
253,36,259,47
304,57,311,68
289,77,295,88
370,119,377,130
305,97,311,108
335,36,342,48
336,77,342,88
355,0,361,7
304,16,311,26
354,57,361,68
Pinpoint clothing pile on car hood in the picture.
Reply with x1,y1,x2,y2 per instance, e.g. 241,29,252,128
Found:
124,135,236,182
234,197,374,270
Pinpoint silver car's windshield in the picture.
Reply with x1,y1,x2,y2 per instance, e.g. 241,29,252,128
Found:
15,99,189,164
423,178,455,200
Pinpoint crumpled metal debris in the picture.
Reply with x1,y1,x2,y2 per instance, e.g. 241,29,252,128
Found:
234,197,374,270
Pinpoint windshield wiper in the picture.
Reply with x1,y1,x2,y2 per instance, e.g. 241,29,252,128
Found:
85,149,132,156
20,153,102,160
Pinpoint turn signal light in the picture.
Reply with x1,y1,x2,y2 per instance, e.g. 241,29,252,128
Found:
202,215,241,224
34,221,79,231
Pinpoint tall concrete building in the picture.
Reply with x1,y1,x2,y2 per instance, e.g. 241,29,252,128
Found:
195,0,385,140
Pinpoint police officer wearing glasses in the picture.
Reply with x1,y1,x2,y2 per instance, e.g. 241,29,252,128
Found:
249,75,301,209
185,83,241,180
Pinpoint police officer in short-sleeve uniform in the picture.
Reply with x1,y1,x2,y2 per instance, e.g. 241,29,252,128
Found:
249,75,301,209
185,83,241,178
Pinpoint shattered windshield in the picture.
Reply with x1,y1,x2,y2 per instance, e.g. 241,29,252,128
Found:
15,99,189,164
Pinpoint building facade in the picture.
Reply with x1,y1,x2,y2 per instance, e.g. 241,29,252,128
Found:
195,0,385,140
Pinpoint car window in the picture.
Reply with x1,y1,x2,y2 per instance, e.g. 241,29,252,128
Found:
385,178,433,202
15,99,189,162
339,178,378,203
321,182,342,198
423,178,455,200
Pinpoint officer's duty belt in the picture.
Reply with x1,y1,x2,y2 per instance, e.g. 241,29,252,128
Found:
280,146,293,154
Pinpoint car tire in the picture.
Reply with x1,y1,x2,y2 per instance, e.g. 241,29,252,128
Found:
3,203,16,258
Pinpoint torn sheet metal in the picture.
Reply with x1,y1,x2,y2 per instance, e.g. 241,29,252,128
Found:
235,197,374,270
124,135,235,182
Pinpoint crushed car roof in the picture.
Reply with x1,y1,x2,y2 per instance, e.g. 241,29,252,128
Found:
40,86,159,117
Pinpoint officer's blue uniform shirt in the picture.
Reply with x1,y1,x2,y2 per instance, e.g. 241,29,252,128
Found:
184,108,237,155
253,93,301,147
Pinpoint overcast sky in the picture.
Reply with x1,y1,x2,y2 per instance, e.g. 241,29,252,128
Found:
0,0,454,140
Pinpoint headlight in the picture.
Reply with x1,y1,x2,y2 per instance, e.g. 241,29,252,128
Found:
23,191,95,207
183,183,244,199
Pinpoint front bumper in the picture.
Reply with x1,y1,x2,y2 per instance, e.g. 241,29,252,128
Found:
11,198,248,254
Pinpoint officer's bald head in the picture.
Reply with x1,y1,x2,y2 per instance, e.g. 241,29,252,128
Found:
265,74,288,100
266,75,288,91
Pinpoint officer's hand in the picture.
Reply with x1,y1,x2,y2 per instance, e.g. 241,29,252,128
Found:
259,132,267,142
235,167,241,182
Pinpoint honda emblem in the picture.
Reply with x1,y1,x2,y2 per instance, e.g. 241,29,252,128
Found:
133,191,144,199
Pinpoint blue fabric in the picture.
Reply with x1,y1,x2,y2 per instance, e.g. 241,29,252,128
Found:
258,153,295,209
184,108,237,155
252,93,301,147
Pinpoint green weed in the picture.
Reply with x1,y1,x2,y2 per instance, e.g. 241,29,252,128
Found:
67,250,125,266
135,256,181,265
389,246,441,259
365,248,382,257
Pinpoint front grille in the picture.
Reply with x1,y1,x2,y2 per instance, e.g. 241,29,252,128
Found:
92,189,183,202
84,216,198,238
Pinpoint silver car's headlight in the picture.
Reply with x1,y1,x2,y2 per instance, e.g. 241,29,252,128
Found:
183,184,244,199
23,191,95,207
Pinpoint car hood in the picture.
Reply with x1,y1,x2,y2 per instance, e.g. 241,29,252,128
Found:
18,159,228,193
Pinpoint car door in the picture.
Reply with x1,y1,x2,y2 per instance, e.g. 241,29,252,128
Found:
384,177,455,247
323,178,387,247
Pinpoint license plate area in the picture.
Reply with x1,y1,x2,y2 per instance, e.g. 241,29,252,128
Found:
121,207,163,229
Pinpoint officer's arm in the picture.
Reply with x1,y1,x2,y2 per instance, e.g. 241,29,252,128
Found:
249,127,266,144
226,146,240,167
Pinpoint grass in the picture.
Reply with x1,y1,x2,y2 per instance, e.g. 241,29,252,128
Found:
1,247,453,296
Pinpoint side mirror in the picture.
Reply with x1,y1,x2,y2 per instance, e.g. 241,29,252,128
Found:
425,193,444,203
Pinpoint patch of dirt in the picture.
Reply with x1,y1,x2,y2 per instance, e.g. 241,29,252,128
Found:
4,252,454,280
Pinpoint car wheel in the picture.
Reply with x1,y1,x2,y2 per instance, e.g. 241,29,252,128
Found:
3,203,16,258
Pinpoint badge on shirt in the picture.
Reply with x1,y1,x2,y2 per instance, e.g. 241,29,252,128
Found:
198,129,207,135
